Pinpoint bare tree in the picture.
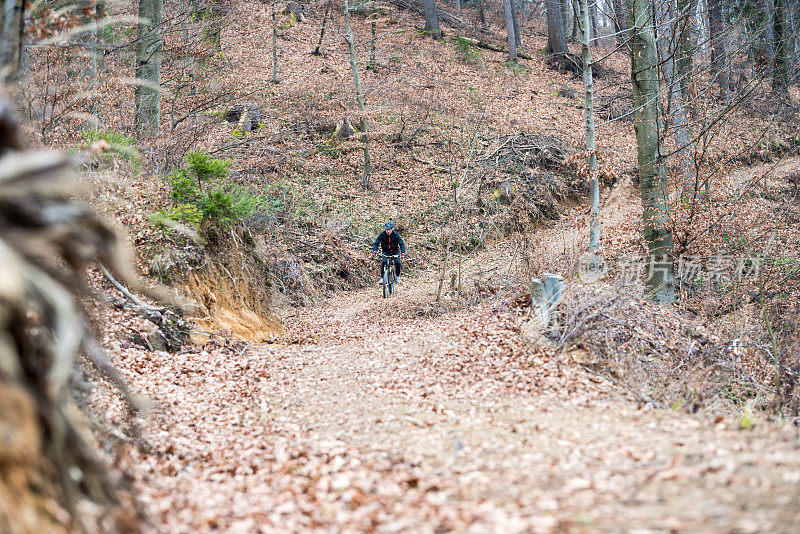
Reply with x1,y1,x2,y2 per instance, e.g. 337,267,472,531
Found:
342,0,372,188
627,0,674,303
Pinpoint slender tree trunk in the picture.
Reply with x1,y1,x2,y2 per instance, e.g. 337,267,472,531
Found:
179,0,189,43
313,0,333,55
478,0,488,31
758,0,773,71
707,0,728,97
546,0,568,54
627,0,674,303
511,0,521,47
342,0,372,188
81,0,99,129
134,0,163,136
676,0,695,102
589,0,598,46
572,0,582,40
503,0,518,63
0,0,25,82
612,0,627,47
656,0,695,200
93,0,106,124
369,17,376,70
271,1,279,82
423,0,442,39
773,0,789,96
579,0,599,251
561,0,571,37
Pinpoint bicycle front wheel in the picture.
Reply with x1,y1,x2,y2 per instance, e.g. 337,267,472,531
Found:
382,268,389,298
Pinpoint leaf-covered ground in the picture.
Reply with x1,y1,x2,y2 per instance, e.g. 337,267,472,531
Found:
91,257,800,532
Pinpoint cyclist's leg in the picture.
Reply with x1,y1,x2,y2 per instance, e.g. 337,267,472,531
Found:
395,258,401,277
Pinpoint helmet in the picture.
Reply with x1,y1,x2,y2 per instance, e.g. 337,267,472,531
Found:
384,221,394,230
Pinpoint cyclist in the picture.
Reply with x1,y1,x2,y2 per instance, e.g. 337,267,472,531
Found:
372,221,406,284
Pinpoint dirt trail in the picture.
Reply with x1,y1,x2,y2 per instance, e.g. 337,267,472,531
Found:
120,263,800,533
114,158,800,533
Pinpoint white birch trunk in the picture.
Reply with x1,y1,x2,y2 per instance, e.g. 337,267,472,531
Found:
580,0,599,252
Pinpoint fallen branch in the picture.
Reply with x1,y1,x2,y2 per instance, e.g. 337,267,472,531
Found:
455,36,535,61
99,262,165,314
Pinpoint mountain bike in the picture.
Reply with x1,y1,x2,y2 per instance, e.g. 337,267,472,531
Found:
378,253,399,298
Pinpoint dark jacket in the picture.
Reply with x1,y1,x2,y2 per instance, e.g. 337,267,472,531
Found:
372,230,405,256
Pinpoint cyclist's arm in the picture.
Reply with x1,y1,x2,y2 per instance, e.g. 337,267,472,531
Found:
398,234,406,255
372,235,381,253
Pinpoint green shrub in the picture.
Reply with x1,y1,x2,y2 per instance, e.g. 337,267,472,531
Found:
158,151,262,232
170,171,201,204
184,150,230,183
200,188,260,226
151,203,203,230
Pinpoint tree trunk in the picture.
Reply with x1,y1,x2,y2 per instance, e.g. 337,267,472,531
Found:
612,0,627,47
589,0,598,46
627,0,674,303
656,0,695,200
773,0,789,96
0,0,25,83
758,0,774,71
561,0,571,37
546,0,568,54
272,1,279,82
503,0,518,63
511,0,521,47
80,0,100,129
478,0,488,31
342,0,372,188
676,0,696,102
579,0,599,251
134,0,163,136
423,0,442,39
313,0,332,55
572,0,582,40
369,17,376,70
707,0,728,97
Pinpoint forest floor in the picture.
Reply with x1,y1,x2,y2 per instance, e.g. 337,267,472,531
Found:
111,164,800,533
120,259,800,533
